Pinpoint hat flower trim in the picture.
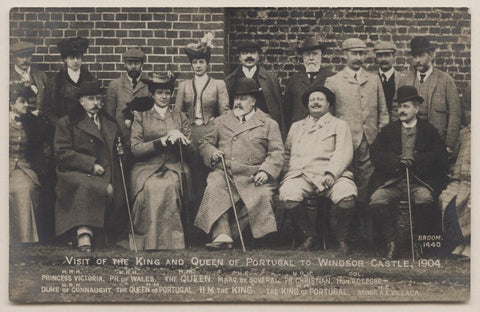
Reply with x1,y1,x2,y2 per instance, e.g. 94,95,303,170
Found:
186,32,215,54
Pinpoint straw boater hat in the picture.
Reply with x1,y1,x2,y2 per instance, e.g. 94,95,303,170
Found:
184,32,215,63
57,37,89,58
141,72,178,94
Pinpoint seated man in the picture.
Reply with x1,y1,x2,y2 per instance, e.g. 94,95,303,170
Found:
194,77,284,250
54,81,128,252
369,86,448,259
279,86,357,253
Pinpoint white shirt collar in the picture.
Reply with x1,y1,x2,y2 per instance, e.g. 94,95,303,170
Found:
416,65,433,82
154,105,169,118
379,67,395,81
242,65,257,79
345,66,363,79
67,67,81,83
14,65,31,80
238,108,256,122
402,118,418,129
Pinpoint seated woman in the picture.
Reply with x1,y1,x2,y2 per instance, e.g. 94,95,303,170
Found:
9,82,47,244
130,72,193,250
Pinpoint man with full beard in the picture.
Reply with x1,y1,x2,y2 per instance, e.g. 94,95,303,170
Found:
105,48,150,144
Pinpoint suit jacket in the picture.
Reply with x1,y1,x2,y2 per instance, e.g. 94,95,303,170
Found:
379,69,404,121
175,76,230,125
281,113,354,192
369,119,448,194
325,67,390,149
10,65,48,113
54,106,127,237
194,110,284,238
225,66,286,139
105,72,151,143
284,67,335,130
399,67,461,149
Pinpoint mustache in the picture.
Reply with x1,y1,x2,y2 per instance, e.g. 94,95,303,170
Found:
310,104,322,108
399,113,407,116
128,69,141,77
380,61,389,65
244,57,255,62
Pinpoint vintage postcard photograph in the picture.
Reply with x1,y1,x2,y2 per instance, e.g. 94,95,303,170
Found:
6,2,473,307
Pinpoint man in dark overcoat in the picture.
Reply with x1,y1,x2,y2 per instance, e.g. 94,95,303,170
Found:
194,78,284,250
54,81,128,251
369,86,448,259
225,41,286,139
284,36,335,130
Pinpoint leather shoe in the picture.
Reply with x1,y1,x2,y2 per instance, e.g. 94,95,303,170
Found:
77,233,92,252
296,236,318,251
205,241,233,251
386,241,395,259
338,240,351,255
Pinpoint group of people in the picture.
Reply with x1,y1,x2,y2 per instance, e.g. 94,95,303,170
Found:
9,32,470,260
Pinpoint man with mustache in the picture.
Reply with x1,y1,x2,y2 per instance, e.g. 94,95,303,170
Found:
194,78,284,250
105,48,151,144
279,86,357,253
284,37,335,131
398,36,461,157
369,86,448,259
374,41,404,120
225,41,286,139
325,38,389,249
10,41,48,115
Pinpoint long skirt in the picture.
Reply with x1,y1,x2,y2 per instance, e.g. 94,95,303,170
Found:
131,168,185,250
9,169,39,243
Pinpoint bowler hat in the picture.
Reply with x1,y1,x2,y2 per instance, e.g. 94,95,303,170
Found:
410,36,435,56
373,41,396,54
237,41,262,53
10,81,37,102
10,41,35,55
123,48,146,61
232,77,262,96
342,38,367,51
75,81,105,98
184,32,214,62
302,85,335,107
297,37,327,54
396,86,424,104
57,37,89,59
141,72,178,94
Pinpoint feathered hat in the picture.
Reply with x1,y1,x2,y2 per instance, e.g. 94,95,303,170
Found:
141,71,178,94
183,32,215,63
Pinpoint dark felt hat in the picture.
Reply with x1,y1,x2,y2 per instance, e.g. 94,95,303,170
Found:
141,72,178,94
410,36,435,56
9,81,37,102
232,77,262,96
297,37,327,54
237,41,262,53
302,85,335,107
123,48,146,61
10,41,35,55
396,86,424,104
57,37,89,58
75,81,105,98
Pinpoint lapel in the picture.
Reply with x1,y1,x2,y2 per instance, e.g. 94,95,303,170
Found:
98,112,117,154
426,68,439,107
76,112,105,143
298,70,310,87
341,68,363,85
390,120,403,154
223,110,264,136
121,73,147,95
150,106,173,122
357,70,369,86
256,66,267,81
301,114,334,139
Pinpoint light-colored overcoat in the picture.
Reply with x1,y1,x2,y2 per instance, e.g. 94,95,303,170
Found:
194,110,284,238
281,113,354,192
325,68,389,149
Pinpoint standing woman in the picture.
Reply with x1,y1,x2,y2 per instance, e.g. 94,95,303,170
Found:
130,73,193,250
175,32,230,209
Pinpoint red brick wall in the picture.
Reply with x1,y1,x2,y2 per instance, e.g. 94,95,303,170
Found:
226,7,471,92
10,7,226,87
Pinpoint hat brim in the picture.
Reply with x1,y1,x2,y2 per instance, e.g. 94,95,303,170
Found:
76,87,105,98
374,49,396,53
411,47,435,55
398,95,424,105
234,89,262,96
344,47,368,51
12,48,35,55
297,45,327,54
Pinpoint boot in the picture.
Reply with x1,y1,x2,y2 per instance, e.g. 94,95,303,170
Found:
335,208,352,255
290,203,318,250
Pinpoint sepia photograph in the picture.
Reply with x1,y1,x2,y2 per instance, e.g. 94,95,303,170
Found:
5,1,475,308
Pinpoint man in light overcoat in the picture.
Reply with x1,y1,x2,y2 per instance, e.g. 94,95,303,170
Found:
194,78,284,250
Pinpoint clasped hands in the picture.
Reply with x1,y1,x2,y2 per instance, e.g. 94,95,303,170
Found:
399,156,414,169
160,129,191,146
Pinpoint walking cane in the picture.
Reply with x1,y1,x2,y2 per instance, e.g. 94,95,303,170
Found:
117,137,138,252
178,141,192,248
220,154,247,253
405,166,415,263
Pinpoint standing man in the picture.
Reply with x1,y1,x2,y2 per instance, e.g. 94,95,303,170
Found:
279,86,357,253
10,41,48,114
54,81,128,251
399,36,461,156
369,86,448,259
225,41,286,138
284,36,335,130
194,78,284,250
105,48,150,144
325,38,389,243
373,41,403,120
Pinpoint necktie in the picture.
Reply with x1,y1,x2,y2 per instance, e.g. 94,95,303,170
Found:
354,73,358,81
90,115,100,130
420,74,426,83
240,115,246,124
132,77,137,89
308,72,317,83
381,73,387,83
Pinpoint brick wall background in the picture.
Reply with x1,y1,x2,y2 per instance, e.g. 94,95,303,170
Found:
227,7,471,92
10,7,471,93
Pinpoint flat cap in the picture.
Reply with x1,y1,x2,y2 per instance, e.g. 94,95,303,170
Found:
342,38,367,51
374,41,396,53
123,48,146,61
11,41,35,55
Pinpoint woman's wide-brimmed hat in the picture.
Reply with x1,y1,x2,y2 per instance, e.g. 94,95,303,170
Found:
57,37,89,59
184,32,215,62
141,72,178,94
302,85,335,107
